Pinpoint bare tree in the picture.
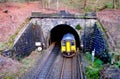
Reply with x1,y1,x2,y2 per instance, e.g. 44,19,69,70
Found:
92,0,99,12
56,0,59,10
113,0,120,9
84,0,87,12
48,0,51,8
41,0,48,9
1,0,8,2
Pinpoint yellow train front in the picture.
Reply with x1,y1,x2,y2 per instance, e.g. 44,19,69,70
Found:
61,33,76,57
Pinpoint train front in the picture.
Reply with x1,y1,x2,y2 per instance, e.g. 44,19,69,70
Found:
61,33,76,57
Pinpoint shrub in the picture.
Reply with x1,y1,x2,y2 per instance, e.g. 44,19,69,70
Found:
75,24,82,30
85,52,103,79
105,2,113,9
114,61,120,68
86,66,100,79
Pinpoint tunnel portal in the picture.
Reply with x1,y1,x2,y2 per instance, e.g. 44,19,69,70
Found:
50,24,80,47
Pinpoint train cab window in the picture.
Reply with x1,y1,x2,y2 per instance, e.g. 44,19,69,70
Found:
71,41,74,46
62,40,66,46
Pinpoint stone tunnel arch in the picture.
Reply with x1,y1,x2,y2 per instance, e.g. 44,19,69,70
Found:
49,24,80,48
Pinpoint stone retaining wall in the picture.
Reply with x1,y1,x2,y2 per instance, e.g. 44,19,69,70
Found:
13,23,44,58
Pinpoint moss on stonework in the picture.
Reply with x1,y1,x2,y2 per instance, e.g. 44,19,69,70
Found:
75,24,82,30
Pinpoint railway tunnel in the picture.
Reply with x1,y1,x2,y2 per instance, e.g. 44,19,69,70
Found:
50,24,80,48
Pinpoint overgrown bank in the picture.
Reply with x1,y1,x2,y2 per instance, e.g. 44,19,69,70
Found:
84,52,120,79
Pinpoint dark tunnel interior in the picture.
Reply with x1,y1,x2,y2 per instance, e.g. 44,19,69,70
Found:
50,24,80,47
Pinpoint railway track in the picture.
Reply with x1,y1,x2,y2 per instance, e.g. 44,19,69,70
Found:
21,44,85,79
37,45,60,79
76,53,85,79
60,57,74,79
60,52,85,79
20,43,56,79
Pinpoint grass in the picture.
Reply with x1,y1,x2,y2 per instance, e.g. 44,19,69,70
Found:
18,50,40,77
0,42,7,51
4,73,18,79
18,58,33,76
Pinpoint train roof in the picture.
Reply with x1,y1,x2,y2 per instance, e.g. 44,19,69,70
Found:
62,33,75,40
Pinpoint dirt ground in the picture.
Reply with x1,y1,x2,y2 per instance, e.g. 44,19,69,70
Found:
97,9,120,52
0,50,40,79
0,2,42,42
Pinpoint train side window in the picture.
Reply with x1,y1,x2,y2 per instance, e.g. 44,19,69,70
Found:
71,41,74,46
62,41,66,46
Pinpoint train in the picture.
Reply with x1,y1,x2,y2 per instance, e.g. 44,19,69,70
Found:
61,33,76,57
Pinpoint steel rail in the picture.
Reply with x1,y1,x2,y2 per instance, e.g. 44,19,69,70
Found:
60,57,66,79
77,52,84,79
